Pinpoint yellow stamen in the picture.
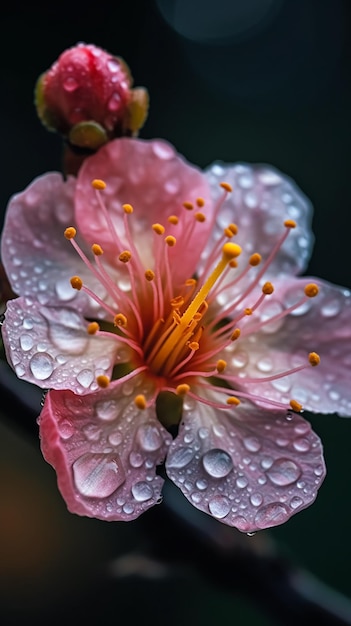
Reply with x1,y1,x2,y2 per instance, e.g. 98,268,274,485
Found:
168,215,179,225
64,227,76,239
87,322,100,335
70,276,83,290
134,394,147,409
122,203,133,214
92,243,103,255
229,259,238,268
227,223,238,235
195,212,206,222
284,219,296,229
148,242,241,375
196,197,205,207
165,235,176,247
114,313,127,328
152,223,165,235
91,179,106,190
188,341,199,351
119,250,132,263
145,269,155,281
231,328,241,341
245,308,253,316
249,253,261,266
309,352,320,366
97,375,110,388
262,281,274,295
304,283,319,298
216,359,227,373
227,396,240,406
183,201,193,210
220,182,233,192
176,384,190,396
290,399,303,412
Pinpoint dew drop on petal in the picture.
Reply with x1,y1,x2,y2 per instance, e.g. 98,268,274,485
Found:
63,76,79,92
293,437,311,453
95,399,117,421
152,141,174,160
129,451,144,468
107,58,120,72
236,476,248,489
243,436,262,452
202,448,233,478
320,299,341,318
208,495,231,519
250,493,263,507
136,423,162,451
289,496,304,509
77,369,94,388
107,92,121,112
19,334,34,351
196,478,208,490
72,452,125,498
131,481,154,502
167,446,195,468
29,352,54,380
266,458,302,486
254,502,289,528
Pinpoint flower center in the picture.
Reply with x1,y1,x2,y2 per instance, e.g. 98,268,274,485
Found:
64,177,320,414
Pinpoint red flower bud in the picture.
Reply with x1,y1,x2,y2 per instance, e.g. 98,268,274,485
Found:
35,43,149,151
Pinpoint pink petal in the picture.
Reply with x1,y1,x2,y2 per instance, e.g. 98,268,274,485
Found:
75,138,213,285
232,277,351,416
166,395,325,532
39,383,171,521
1,173,75,301
204,163,314,278
2,300,118,393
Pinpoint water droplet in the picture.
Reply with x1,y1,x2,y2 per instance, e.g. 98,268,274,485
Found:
244,191,258,208
29,352,54,380
254,502,289,528
293,437,311,453
266,459,301,486
321,299,340,318
19,334,34,351
73,452,125,498
107,92,121,112
129,451,144,468
108,431,122,446
236,476,248,489
208,495,231,519
152,141,174,160
314,465,324,477
260,456,273,470
123,502,135,515
250,493,263,507
83,423,101,442
196,478,208,490
243,436,261,452
131,481,154,502
167,446,195,468
107,58,120,73
55,278,76,301
289,496,303,509
63,76,79,92
58,419,74,439
137,423,162,451
198,427,209,439
202,449,233,478
95,399,117,422
231,351,248,368
247,531,257,537
77,369,94,388
22,317,34,330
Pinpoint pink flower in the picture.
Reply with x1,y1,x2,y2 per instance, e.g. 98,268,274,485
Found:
2,138,350,531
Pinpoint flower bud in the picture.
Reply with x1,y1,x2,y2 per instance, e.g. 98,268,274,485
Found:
35,42,149,151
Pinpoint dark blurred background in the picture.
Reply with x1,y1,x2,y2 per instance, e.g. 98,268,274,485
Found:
1,1,351,624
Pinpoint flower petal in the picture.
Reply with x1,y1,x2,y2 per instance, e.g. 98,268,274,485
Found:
166,395,325,532
230,277,351,416
204,162,314,278
2,299,119,393
76,138,213,284
39,383,171,521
